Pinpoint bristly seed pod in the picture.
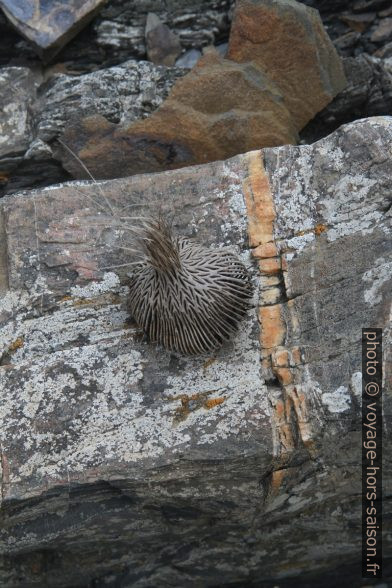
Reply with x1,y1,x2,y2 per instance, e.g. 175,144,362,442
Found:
127,218,253,355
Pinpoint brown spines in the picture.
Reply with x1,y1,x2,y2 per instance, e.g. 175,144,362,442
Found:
127,220,253,355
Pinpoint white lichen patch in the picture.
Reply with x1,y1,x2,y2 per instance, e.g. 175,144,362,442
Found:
268,119,392,250
350,372,362,403
271,145,317,238
71,272,121,298
321,386,351,413
281,232,315,261
363,258,392,306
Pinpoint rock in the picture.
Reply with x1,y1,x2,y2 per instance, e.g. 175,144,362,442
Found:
353,0,390,13
340,11,376,32
175,48,202,68
333,30,362,51
36,60,186,142
0,0,107,60
59,51,298,179
301,54,392,143
374,39,392,57
58,0,346,180
379,6,392,17
215,41,228,56
0,61,186,197
145,12,182,66
370,17,392,43
0,67,41,177
93,0,234,67
0,1,234,71
0,117,390,587
226,0,346,129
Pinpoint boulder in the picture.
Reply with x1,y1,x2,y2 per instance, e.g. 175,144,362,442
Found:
0,0,107,60
0,61,186,196
227,0,347,128
58,0,346,180
301,53,392,142
145,12,182,66
0,117,390,586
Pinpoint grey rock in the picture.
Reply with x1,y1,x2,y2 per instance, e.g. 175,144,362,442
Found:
333,30,362,50
0,0,106,60
175,48,202,68
36,60,186,143
94,0,234,64
370,16,392,43
0,117,390,587
215,41,228,56
145,12,182,66
301,53,392,143
0,67,41,167
374,39,392,57
0,61,185,196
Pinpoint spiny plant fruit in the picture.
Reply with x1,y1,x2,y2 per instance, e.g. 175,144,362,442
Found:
127,218,253,355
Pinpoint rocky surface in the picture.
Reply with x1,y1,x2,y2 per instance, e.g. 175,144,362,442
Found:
0,117,390,586
0,0,107,60
1,0,392,196
57,0,346,180
0,0,235,69
301,53,392,142
145,12,182,66
0,61,186,196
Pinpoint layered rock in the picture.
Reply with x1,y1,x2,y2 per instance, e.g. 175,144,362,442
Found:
0,118,390,586
0,0,107,60
0,61,186,196
301,53,392,142
58,0,346,179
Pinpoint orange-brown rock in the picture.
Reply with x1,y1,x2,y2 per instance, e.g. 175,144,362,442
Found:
60,51,297,179
227,0,347,128
59,0,346,180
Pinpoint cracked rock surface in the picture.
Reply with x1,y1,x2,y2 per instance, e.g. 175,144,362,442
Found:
0,118,390,587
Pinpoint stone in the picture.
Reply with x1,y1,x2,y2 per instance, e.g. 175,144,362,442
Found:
374,39,392,57
215,41,228,56
175,48,202,68
0,117,390,586
353,0,390,13
0,67,41,175
59,51,298,179
379,6,392,17
226,0,347,129
0,0,107,60
36,60,186,143
0,61,186,197
334,30,362,51
93,0,235,66
300,54,392,143
145,12,182,66
340,11,376,32
370,17,392,43
57,0,346,180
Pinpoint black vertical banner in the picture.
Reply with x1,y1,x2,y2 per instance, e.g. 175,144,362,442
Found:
362,328,383,578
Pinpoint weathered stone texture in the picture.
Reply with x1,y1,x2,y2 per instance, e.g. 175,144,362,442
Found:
0,118,391,586
227,0,347,128
58,0,346,180
301,53,392,142
0,0,107,60
0,61,185,196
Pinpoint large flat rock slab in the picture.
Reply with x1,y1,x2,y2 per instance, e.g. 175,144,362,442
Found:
0,117,391,586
